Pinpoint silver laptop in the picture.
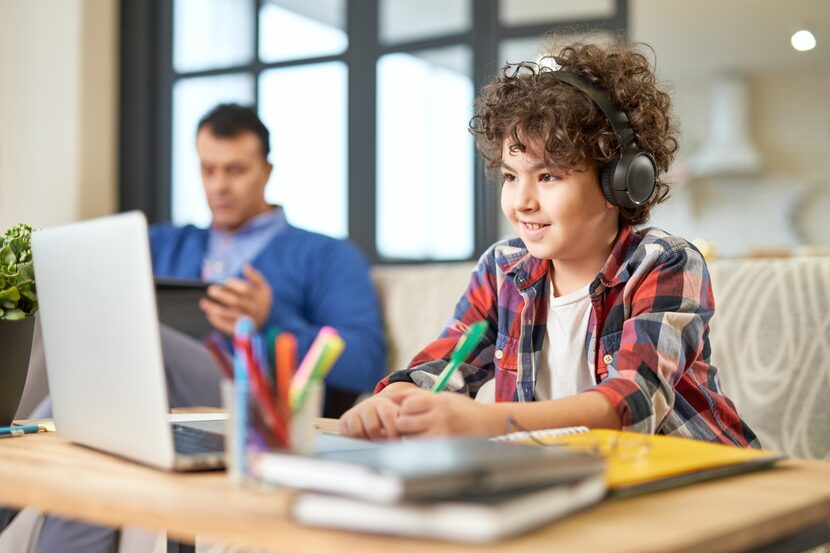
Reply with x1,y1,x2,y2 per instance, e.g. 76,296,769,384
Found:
32,211,225,471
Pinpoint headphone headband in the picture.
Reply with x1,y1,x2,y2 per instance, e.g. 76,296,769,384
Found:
550,71,635,147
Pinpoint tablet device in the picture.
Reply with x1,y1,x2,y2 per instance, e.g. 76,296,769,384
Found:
155,278,213,339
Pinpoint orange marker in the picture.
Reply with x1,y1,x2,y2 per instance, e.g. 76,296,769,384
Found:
275,332,297,435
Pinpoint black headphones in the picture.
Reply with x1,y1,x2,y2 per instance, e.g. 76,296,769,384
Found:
550,71,657,209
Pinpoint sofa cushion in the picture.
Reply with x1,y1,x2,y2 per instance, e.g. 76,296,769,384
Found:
709,257,830,459
371,263,474,376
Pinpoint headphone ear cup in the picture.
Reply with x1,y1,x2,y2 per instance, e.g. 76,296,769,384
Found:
599,161,619,207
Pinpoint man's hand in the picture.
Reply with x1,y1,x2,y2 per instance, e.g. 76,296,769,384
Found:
394,388,506,438
199,264,273,335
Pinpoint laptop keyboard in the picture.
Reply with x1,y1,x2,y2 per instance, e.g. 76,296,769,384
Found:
172,423,225,455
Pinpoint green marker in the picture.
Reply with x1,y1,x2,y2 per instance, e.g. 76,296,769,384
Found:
431,320,489,393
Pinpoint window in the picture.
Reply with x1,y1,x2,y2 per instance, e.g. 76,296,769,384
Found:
120,0,627,263
376,46,474,259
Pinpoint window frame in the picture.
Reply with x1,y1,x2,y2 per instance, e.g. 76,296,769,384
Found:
119,0,628,264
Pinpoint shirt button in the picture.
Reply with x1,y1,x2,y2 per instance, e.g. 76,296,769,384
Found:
603,354,613,365
495,349,504,360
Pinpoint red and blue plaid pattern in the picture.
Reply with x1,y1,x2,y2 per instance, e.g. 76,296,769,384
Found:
378,225,759,447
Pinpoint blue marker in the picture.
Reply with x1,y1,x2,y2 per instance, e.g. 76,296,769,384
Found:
233,316,255,477
0,424,43,438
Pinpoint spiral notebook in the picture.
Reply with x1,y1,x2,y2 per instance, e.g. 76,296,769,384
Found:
492,426,783,497
491,425,590,443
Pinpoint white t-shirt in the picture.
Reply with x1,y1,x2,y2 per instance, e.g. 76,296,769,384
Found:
534,282,595,401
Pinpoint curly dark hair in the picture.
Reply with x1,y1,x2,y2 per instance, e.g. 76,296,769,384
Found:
469,41,679,225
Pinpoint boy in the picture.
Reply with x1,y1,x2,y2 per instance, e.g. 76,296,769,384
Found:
340,41,759,448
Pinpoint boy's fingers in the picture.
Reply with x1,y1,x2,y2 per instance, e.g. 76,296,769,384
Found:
341,413,365,439
358,408,384,440
397,392,435,415
384,387,422,404
376,402,401,440
394,412,432,436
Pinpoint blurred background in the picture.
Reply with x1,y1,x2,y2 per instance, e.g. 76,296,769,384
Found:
0,0,827,263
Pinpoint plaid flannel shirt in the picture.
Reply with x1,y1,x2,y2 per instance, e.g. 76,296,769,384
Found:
377,225,759,447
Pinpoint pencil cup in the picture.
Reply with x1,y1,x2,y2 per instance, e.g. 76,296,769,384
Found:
220,379,244,482
220,380,264,482
290,379,324,456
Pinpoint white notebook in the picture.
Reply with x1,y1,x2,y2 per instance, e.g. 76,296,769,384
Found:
292,473,605,543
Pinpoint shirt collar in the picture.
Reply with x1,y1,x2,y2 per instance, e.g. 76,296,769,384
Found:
496,224,638,292
596,224,636,288
209,205,287,239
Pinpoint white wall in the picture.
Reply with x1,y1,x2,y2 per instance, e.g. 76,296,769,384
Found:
0,0,117,232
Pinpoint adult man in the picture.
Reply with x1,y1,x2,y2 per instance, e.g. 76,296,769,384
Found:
151,103,385,415
0,104,385,553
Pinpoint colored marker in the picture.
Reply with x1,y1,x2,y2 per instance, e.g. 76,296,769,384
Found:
290,326,338,394
0,424,44,438
291,333,345,411
233,317,253,475
431,320,489,393
275,332,297,412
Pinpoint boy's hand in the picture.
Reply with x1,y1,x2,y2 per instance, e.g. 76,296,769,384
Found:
394,388,505,438
339,393,404,440
339,382,418,440
199,264,273,335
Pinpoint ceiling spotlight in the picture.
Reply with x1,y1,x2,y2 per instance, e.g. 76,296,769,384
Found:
791,29,816,52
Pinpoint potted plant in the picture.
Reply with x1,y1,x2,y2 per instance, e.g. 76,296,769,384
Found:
0,223,38,426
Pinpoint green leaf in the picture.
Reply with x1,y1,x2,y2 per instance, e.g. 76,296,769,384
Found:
0,245,15,267
0,286,20,303
2,308,25,320
18,261,34,281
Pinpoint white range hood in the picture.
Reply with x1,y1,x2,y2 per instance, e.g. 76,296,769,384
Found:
687,74,762,178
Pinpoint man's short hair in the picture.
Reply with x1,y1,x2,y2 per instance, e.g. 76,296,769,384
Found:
197,103,271,160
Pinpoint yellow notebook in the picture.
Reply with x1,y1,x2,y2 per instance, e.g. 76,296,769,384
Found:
494,427,783,497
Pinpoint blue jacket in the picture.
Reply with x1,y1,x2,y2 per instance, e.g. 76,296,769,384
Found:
149,223,386,394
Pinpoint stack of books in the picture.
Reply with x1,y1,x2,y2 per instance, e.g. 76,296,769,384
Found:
250,434,606,543
251,426,784,542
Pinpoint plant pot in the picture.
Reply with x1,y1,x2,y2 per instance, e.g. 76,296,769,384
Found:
0,316,36,426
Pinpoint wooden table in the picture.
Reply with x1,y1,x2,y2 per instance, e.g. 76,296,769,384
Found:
1,423,830,553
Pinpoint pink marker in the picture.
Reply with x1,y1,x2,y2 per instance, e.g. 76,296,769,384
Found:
290,326,338,397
